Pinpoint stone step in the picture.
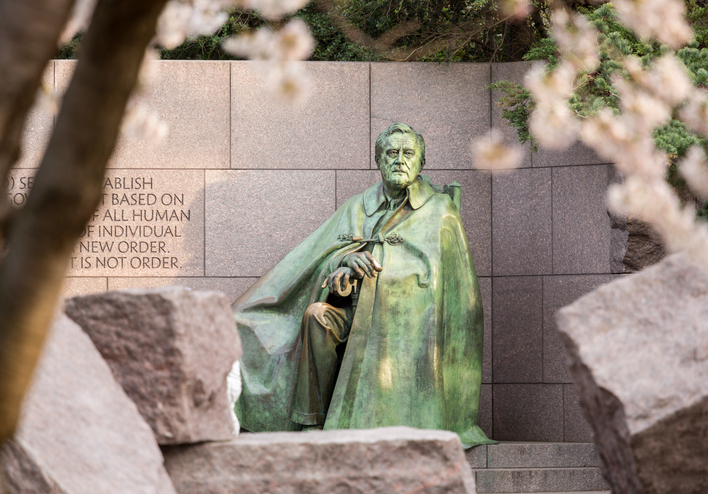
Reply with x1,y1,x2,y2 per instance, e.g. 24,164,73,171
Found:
467,442,601,469
494,492,610,494
467,442,610,493
474,467,609,493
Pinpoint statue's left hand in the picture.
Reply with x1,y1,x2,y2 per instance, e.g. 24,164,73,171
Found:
321,267,355,294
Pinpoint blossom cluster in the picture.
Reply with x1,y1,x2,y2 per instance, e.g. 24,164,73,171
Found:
222,19,314,105
475,0,708,267
613,0,692,48
498,0,532,22
52,0,315,139
156,0,313,105
472,128,523,172
527,5,708,267
154,0,307,50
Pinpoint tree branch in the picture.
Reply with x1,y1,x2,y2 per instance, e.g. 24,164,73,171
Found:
0,0,77,241
0,0,168,445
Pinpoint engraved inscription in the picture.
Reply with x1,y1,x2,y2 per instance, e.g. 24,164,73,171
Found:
8,170,203,276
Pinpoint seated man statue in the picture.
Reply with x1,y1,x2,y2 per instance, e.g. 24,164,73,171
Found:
233,123,494,448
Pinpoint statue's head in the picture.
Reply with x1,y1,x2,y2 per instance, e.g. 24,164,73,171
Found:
374,123,425,193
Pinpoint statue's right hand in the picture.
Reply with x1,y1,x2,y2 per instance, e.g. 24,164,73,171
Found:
342,251,383,278
321,267,355,293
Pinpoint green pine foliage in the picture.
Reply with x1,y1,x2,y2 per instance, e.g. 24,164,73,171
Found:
301,6,383,61
494,1,708,162
158,11,260,60
159,6,385,61
522,37,555,64
488,80,536,150
489,2,708,218
653,120,706,159
56,1,552,63
55,6,385,61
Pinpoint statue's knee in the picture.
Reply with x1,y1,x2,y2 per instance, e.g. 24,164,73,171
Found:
304,302,329,320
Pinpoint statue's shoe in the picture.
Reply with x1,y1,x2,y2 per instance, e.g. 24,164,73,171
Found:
302,425,324,432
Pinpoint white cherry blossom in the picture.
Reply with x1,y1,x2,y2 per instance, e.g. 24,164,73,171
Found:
472,129,523,172
680,147,708,201
529,99,579,150
680,92,708,136
121,103,169,141
498,0,532,22
613,0,692,48
552,10,600,72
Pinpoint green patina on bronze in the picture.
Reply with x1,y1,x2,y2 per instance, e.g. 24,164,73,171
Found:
233,123,495,448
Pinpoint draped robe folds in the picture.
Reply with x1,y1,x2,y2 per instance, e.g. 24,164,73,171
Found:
233,178,495,448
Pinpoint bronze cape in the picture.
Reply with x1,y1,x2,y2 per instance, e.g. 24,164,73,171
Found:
233,178,494,448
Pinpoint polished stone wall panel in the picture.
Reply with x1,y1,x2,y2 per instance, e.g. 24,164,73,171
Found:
371,63,490,169
205,170,335,277
552,165,613,274
108,277,257,303
336,170,381,208
533,141,607,167
493,384,563,441
479,277,492,384
56,61,230,169
232,62,369,170
492,276,543,383
564,384,594,442
10,167,205,277
542,275,616,383
61,277,108,298
479,384,493,439
492,168,552,276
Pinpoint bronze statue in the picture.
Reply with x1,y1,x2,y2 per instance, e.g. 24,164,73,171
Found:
233,123,494,448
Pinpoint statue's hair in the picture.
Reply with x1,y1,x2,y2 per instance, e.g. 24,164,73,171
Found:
374,123,426,169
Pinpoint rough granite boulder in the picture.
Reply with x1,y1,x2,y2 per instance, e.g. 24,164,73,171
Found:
1,315,175,494
162,427,476,494
555,253,708,494
65,287,242,445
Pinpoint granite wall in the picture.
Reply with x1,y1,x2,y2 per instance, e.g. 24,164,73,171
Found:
17,60,618,442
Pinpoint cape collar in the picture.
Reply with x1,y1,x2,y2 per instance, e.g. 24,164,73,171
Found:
363,177,436,216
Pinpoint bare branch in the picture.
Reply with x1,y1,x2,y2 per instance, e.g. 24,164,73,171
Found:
314,0,420,55
315,0,524,62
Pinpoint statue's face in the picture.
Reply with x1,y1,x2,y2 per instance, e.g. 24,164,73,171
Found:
378,134,422,192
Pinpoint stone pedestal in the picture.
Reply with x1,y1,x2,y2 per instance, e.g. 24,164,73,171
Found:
163,427,476,494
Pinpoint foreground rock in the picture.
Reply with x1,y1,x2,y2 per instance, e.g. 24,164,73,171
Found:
65,287,241,445
1,315,175,494
556,253,708,494
163,427,476,493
